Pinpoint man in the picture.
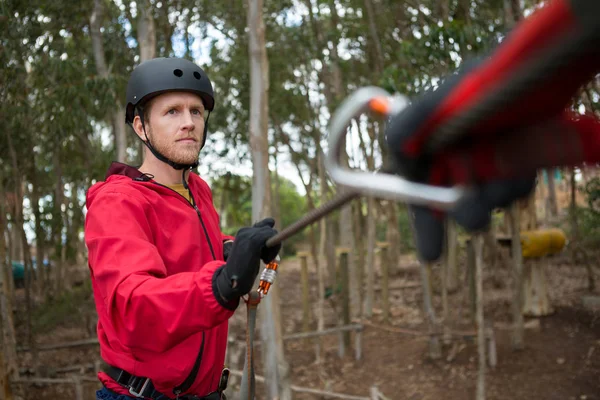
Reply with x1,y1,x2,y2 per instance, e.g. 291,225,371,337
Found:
85,57,281,400
384,0,600,262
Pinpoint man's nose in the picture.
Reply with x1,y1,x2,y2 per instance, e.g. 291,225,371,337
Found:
181,110,195,131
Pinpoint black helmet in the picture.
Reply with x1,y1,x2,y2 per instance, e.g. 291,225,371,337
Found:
126,57,215,123
125,57,215,170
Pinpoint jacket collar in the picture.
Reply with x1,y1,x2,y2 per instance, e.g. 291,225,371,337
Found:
105,162,153,181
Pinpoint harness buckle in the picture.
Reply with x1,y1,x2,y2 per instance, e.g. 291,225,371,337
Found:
128,376,151,398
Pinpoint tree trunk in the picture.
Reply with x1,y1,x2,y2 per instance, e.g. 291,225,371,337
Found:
0,181,18,392
0,176,15,302
546,169,558,217
326,0,359,318
362,0,384,74
438,0,450,21
385,202,401,273
5,128,36,366
137,0,156,62
90,0,127,162
53,151,64,293
445,218,459,292
570,168,579,239
504,0,516,27
30,178,47,296
20,206,36,359
352,199,365,314
247,0,291,398
136,0,156,159
315,152,327,362
364,196,376,317
272,150,282,234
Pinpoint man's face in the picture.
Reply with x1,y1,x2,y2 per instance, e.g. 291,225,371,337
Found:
137,92,206,165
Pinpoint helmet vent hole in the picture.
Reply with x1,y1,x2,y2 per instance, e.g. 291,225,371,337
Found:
193,71,201,79
173,69,183,77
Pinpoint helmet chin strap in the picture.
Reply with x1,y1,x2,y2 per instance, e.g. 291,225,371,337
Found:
142,132,199,170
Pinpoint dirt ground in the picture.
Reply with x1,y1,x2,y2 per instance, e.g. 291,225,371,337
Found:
13,248,600,400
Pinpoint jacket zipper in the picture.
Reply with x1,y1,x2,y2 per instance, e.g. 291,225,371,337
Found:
148,179,216,394
150,181,217,259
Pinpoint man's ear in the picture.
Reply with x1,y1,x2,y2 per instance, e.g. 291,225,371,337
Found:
132,115,146,141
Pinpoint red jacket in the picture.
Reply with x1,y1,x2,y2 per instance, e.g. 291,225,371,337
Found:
85,162,236,398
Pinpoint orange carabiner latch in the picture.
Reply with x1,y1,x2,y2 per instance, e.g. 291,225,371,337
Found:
257,259,279,297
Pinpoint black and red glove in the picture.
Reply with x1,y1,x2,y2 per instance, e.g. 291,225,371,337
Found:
385,0,600,262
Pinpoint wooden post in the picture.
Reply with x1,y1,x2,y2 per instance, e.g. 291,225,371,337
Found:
94,359,102,375
467,240,476,323
365,196,377,317
0,350,13,400
370,386,379,400
474,234,486,400
337,248,351,357
298,251,311,333
442,223,449,323
377,242,390,323
486,327,497,369
522,260,554,316
446,219,459,292
420,261,441,360
508,203,525,350
354,330,362,361
73,377,84,400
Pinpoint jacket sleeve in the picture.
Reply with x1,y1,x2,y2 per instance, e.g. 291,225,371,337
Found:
85,189,237,353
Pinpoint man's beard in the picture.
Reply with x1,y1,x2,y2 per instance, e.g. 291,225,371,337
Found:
146,127,201,165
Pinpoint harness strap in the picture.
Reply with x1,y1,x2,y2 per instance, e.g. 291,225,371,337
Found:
240,291,261,400
106,366,168,399
106,366,224,400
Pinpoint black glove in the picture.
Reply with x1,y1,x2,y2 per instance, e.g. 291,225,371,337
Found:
406,178,536,262
212,218,282,308
385,60,536,262
223,240,233,261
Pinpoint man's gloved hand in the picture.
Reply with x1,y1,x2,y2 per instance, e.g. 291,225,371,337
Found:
213,218,282,306
385,60,538,263
383,0,600,262
223,240,233,261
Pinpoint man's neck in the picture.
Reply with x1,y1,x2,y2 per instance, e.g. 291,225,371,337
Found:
138,158,190,185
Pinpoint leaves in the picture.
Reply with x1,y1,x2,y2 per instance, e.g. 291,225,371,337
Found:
2,0,586,268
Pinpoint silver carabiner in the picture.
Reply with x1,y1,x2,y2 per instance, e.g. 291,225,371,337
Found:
325,86,469,210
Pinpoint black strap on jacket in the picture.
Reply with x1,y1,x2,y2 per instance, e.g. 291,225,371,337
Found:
107,366,170,399
106,367,224,400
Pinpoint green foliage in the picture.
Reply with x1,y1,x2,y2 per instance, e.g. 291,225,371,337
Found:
2,0,582,307
569,178,600,247
29,281,94,334
583,177,600,213
210,173,307,253
396,205,416,252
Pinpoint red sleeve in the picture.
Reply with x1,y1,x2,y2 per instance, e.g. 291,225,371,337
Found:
222,233,234,242
432,112,600,183
85,190,236,353
401,0,600,157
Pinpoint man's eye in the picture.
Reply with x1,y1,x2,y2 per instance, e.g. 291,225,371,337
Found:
167,109,177,114
192,109,203,116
